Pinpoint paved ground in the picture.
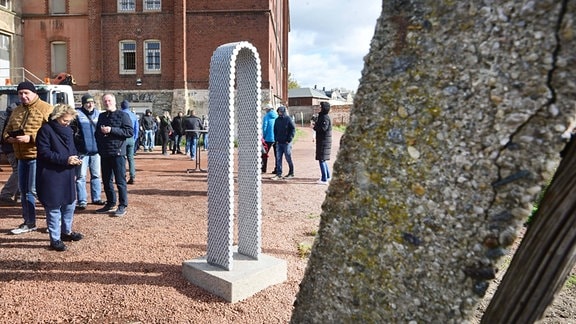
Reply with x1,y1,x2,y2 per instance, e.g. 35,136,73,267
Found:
0,126,342,323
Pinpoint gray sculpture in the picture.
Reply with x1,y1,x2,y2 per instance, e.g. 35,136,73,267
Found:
183,41,286,303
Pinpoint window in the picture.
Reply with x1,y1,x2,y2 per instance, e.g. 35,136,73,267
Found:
120,41,136,74
0,34,10,81
118,0,135,12
51,42,67,76
144,40,161,73
0,0,10,9
144,0,161,11
50,0,66,14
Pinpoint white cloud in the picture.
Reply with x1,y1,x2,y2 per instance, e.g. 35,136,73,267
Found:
288,1,381,91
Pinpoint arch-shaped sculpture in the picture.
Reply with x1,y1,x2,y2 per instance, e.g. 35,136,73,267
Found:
206,41,263,271
183,41,286,303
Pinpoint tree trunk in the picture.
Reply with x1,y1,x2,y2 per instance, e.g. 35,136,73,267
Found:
482,136,576,323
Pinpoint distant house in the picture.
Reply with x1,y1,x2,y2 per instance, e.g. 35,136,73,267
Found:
287,86,352,126
288,86,353,107
288,88,330,107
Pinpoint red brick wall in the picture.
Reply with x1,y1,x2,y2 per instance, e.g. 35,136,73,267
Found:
21,0,288,102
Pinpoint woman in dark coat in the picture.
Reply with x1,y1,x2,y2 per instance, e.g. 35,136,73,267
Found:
314,101,332,184
36,104,84,251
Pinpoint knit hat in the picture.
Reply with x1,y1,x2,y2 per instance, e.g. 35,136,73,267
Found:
16,81,36,93
121,100,130,110
81,93,94,105
320,101,331,113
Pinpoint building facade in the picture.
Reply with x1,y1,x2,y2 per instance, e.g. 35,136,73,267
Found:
8,0,289,116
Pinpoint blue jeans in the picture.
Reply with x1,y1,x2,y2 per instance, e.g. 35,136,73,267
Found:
275,143,294,176
202,133,208,150
45,203,75,243
125,137,136,179
101,155,128,207
186,135,198,159
144,130,155,150
18,159,37,226
76,153,102,204
319,160,330,181
171,134,183,153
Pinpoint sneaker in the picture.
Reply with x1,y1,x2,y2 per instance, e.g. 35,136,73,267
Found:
316,180,328,185
76,202,87,210
61,232,84,242
50,240,67,252
95,204,116,214
92,200,107,205
112,205,127,217
10,223,37,235
270,175,282,180
127,178,134,185
283,174,294,179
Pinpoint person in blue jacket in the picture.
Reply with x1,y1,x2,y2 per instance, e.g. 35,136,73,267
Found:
36,104,84,251
121,100,139,184
261,104,277,173
72,94,105,209
94,94,134,217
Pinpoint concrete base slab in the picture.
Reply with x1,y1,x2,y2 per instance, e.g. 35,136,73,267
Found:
182,248,287,303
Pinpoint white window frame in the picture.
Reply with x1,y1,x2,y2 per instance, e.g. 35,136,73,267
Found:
119,40,137,75
0,34,10,81
144,40,161,74
51,42,67,76
143,0,161,11
0,0,10,9
118,0,135,12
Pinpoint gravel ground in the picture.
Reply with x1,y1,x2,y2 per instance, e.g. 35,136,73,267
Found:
0,127,573,323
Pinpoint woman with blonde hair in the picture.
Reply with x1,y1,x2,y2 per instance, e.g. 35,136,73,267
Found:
36,104,83,251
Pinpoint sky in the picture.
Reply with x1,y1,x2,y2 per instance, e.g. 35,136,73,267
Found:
288,1,381,92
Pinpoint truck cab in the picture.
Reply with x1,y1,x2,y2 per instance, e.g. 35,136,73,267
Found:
0,83,75,110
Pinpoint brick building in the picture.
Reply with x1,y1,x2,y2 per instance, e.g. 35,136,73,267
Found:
2,0,289,115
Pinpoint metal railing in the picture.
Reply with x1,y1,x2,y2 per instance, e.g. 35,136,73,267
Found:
0,67,44,85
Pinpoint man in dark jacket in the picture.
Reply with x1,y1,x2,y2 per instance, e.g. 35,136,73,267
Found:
95,94,133,217
272,106,295,180
140,109,156,152
170,111,185,154
314,101,332,184
183,109,203,160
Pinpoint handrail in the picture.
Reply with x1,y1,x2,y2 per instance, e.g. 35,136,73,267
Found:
0,67,44,85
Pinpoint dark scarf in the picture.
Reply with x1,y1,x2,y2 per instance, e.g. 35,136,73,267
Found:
49,119,74,149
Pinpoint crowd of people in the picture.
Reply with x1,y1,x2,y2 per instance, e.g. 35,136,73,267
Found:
263,101,332,184
0,82,332,251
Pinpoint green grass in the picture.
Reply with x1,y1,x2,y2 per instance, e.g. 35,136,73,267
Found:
566,274,576,288
297,242,313,258
334,125,346,132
